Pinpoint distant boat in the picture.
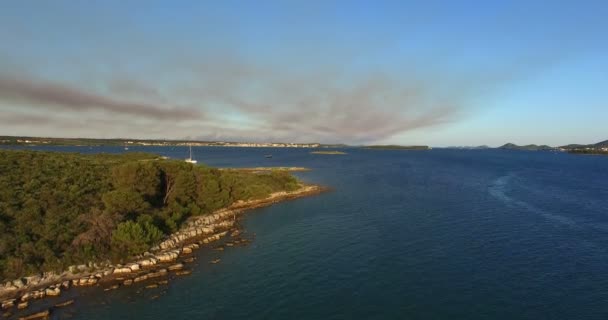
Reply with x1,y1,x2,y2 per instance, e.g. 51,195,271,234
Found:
185,145,197,164
264,154,272,158
124,147,129,150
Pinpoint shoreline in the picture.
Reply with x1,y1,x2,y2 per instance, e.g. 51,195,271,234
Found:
0,184,326,317
217,166,311,172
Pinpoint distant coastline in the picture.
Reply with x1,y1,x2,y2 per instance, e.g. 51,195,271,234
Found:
310,151,348,155
0,135,322,148
364,145,430,150
499,140,608,154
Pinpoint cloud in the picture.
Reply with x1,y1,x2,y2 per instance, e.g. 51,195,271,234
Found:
176,60,467,143
0,75,202,121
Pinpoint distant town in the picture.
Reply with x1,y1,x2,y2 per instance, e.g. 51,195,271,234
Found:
0,136,326,148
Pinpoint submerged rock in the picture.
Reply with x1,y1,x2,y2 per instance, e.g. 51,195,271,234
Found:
18,309,50,320
1,299,15,310
55,299,74,308
54,300,74,308
44,287,61,297
104,284,119,291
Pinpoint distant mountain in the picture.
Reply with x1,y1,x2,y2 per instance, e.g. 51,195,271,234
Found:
499,143,556,151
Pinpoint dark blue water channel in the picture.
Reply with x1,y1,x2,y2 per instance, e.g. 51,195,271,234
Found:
4,146,608,319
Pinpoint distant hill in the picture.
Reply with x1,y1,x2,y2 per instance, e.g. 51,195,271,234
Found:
594,140,608,148
499,143,556,151
560,139,608,150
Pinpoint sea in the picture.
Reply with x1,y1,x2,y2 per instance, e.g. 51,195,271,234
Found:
3,145,608,319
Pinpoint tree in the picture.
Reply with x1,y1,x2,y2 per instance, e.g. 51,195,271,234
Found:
111,221,163,257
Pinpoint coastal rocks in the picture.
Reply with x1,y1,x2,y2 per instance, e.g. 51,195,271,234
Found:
1,299,15,310
113,266,132,274
0,185,321,305
72,276,98,287
44,287,61,297
181,243,199,254
202,232,227,244
61,281,71,290
23,276,42,287
147,269,168,279
133,268,168,283
128,264,141,272
17,301,28,309
12,279,25,289
156,251,179,263
138,257,158,267
19,309,50,320
21,289,45,301
168,263,184,271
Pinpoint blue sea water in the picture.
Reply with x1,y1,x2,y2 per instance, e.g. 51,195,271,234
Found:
4,146,608,319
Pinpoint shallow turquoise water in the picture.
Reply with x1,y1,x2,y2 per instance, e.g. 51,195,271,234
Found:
4,146,608,319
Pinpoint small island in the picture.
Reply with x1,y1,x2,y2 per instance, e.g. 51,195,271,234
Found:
499,143,556,151
310,151,348,155
364,145,429,150
0,150,323,313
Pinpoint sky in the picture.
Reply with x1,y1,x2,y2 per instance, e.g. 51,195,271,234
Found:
0,0,607,147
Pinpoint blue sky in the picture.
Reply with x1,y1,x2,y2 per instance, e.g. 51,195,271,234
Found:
0,0,606,146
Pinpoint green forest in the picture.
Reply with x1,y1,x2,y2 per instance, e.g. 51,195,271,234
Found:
0,150,300,281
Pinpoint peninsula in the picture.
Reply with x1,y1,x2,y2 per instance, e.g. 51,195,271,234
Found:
0,150,323,314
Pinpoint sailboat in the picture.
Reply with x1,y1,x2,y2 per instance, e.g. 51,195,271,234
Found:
185,145,197,164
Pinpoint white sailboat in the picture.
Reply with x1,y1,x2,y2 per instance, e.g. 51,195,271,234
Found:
185,145,197,164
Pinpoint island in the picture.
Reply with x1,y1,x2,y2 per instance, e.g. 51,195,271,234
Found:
0,150,323,315
310,151,348,155
499,143,557,151
364,145,430,150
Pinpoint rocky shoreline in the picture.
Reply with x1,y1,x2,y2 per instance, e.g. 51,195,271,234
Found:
0,184,324,319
